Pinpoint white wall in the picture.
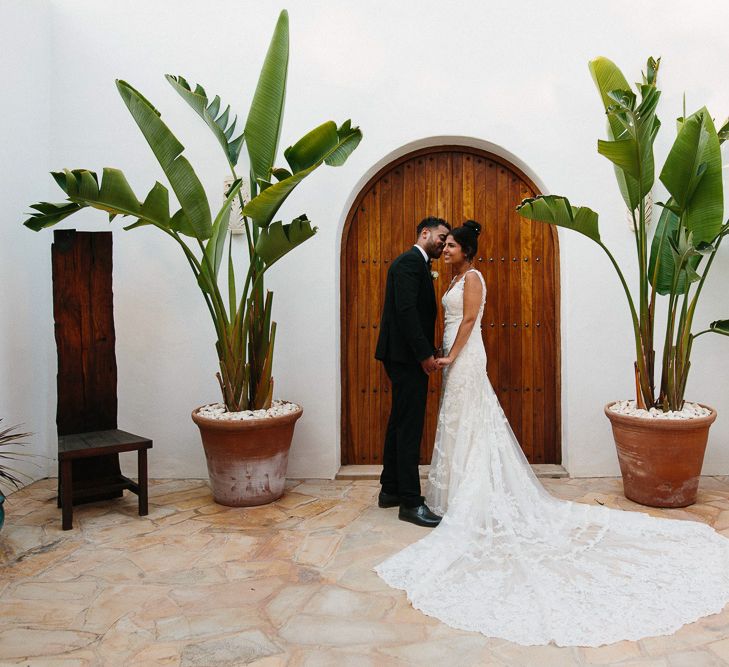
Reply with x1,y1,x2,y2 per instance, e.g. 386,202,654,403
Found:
3,0,728,480
0,0,55,486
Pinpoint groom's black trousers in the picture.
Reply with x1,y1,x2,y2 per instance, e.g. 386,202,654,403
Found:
380,360,429,508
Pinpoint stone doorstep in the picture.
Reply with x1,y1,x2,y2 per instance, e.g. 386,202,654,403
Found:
336,464,569,480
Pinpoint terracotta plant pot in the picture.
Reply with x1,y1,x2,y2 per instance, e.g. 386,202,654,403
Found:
191,404,303,507
604,401,717,508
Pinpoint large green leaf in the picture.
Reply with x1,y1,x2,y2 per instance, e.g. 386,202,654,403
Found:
243,120,362,228
284,121,339,173
589,56,639,211
647,199,711,296
116,79,212,240
516,195,600,243
589,57,660,211
649,201,688,295
596,83,660,201
284,120,363,173
667,226,711,286
245,10,289,181
138,181,172,227
254,214,317,267
660,107,723,244
323,120,362,166
200,178,243,291
24,168,180,234
24,201,82,230
166,75,245,166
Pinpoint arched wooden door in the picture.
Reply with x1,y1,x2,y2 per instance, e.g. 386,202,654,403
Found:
341,146,560,465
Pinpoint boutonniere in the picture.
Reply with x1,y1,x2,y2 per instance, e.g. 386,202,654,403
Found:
431,270,439,281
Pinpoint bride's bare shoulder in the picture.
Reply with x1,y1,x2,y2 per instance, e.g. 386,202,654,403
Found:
464,270,486,299
463,271,482,296
464,270,484,285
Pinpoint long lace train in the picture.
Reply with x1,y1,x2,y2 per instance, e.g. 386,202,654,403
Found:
375,269,729,646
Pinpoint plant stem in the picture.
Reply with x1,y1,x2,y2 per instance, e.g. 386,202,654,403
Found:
598,239,653,405
660,243,686,409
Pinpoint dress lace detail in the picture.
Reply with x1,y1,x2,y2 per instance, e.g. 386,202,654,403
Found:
375,268,729,647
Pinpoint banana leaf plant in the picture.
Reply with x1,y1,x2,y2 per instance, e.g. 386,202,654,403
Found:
0,419,34,493
23,10,362,412
518,57,729,412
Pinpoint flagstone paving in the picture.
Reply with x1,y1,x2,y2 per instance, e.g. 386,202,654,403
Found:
2,476,729,666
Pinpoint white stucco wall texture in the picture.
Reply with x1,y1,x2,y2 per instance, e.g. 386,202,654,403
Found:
2,0,728,481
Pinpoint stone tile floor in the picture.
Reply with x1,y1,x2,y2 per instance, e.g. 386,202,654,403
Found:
2,476,729,666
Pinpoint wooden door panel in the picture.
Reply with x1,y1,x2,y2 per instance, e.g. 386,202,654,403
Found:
341,147,560,465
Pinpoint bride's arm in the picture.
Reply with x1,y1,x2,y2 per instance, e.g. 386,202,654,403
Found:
436,272,481,367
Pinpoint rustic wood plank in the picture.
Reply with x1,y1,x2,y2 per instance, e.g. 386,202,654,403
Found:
343,212,358,464
415,155,427,223
341,214,352,464
451,152,463,231
462,153,475,219
543,222,558,464
495,166,511,417
508,175,523,444
473,154,488,380
474,155,486,236
519,181,534,461
365,186,377,464
421,155,437,461
532,208,546,464
483,159,499,388
356,196,370,463
369,183,383,464
52,230,123,503
403,158,416,245
384,165,404,438
553,226,563,465
53,231,118,435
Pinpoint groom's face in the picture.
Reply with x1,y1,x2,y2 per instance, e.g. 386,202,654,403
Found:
422,225,450,259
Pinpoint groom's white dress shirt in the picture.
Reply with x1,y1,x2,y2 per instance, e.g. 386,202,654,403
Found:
414,245,429,263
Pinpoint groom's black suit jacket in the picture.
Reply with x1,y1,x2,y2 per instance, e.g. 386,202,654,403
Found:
375,246,437,364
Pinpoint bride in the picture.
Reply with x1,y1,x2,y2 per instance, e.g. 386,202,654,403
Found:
375,220,729,647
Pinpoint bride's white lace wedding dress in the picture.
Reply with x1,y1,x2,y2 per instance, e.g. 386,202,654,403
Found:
375,268,729,647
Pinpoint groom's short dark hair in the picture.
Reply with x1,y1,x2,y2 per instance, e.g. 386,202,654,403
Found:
417,216,450,236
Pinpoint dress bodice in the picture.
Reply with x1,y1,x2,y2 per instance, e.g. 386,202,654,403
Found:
441,268,486,352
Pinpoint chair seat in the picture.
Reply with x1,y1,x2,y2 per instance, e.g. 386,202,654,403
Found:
59,429,152,459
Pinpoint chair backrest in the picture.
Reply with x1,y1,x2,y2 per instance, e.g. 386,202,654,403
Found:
52,230,118,436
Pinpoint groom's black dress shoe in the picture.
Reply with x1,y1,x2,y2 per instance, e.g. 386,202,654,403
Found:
398,504,442,527
378,491,401,508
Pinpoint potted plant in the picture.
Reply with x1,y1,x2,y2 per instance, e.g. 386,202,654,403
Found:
23,10,362,507
0,420,33,531
518,56,728,508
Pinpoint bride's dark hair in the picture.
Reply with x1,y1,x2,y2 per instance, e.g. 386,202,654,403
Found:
450,220,482,261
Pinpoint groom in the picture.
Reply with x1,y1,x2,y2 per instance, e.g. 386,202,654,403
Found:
375,216,451,527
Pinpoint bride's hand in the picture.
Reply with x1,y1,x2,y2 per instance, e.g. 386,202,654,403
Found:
436,357,453,368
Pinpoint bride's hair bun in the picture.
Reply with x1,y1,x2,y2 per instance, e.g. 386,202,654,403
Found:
463,219,482,237
450,220,482,261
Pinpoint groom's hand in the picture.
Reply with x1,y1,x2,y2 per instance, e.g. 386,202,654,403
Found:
421,356,438,374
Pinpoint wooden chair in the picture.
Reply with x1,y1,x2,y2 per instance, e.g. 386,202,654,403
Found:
58,430,151,530
52,230,153,530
